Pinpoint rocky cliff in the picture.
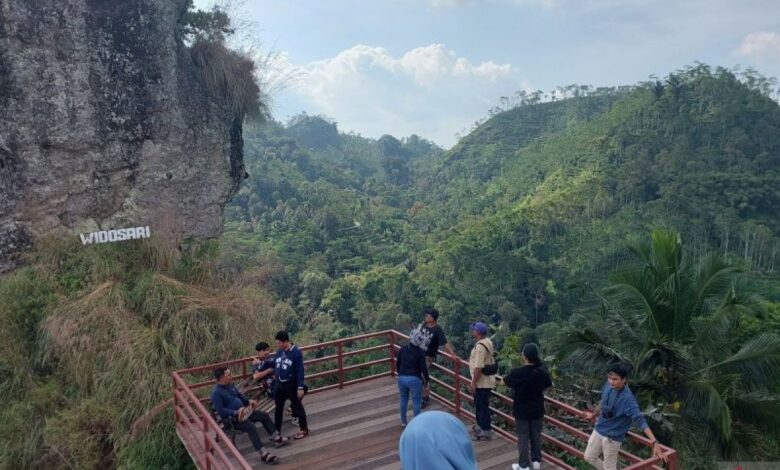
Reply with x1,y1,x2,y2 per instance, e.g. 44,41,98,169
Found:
0,0,251,271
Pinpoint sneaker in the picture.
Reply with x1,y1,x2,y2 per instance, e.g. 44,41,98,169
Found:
532,462,541,470
290,417,299,426
471,424,480,433
511,465,529,470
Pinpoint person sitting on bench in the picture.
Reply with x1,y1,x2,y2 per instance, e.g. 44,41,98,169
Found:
210,367,284,463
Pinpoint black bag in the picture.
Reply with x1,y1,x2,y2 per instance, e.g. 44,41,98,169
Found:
479,343,498,375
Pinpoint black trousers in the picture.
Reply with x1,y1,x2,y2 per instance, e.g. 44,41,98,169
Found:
234,410,274,451
516,417,543,466
474,388,492,432
274,381,308,432
291,384,309,418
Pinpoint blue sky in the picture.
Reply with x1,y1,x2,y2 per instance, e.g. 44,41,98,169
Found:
196,0,780,147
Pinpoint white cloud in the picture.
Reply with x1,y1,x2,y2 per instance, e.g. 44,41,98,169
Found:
275,44,525,147
738,32,780,61
425,0,627,9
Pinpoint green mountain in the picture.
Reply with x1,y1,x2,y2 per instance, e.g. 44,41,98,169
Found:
223,65,780,346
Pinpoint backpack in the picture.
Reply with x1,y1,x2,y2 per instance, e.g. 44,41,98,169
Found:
409,323,433,352
478,342,498,375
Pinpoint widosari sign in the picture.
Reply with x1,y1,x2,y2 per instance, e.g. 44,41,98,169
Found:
79,226,151,245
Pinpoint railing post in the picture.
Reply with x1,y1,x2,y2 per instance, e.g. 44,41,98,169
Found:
389,331,396,376
172,375,178,424
667,450,678,470
203,410,211,470
454,358,461,416
337,342,345,389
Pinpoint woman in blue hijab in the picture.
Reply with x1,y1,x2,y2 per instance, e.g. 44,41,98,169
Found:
399,411,478,470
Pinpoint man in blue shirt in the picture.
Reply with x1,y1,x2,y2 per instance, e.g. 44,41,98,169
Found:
581,364,667,470
273,331,310,440
250,342,277,395
210,367,281,464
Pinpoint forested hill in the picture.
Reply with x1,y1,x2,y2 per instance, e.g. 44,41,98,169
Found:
413,65,780,279
223,65,780,345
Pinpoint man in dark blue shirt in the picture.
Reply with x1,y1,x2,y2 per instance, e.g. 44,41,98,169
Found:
580,364,667,470
251,342,277,394
273,330,309,440
210,367,281,463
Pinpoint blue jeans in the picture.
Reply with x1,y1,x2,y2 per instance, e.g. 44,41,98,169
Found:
398,375,423,424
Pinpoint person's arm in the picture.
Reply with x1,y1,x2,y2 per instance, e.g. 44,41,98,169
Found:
419,349,429,384
503,368,520,388
471,368,483,391
236,386,250,406
469,343,485,391
439,329,457,357
627,397,668,462
253,367,273,381
582,400,601,422
544,370,553,390
443,342,456,357
294,348,305,396
212,389,235,419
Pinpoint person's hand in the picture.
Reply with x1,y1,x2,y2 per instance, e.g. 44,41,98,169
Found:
652,442,668,463
252,357,260,365
468,383,476,394
249,399,258,408
297,389,305,400
581,410,596,422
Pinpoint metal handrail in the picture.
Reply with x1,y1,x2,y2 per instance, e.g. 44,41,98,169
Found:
172,329,677,470
386,330,678,470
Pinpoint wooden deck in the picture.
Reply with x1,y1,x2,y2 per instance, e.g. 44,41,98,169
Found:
224,376,557,470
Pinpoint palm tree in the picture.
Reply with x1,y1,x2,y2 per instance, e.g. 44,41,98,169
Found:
562,229,780,466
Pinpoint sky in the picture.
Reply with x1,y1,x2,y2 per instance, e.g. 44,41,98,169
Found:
195,0,780,147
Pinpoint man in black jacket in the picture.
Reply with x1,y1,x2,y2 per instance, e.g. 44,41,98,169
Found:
503,343,552,470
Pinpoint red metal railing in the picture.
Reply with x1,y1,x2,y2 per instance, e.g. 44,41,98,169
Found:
172,329,678,470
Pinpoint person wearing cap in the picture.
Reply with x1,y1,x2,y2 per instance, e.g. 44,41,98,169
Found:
468,321,495,440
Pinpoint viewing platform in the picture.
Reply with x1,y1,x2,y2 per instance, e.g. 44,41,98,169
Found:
172,330,678,469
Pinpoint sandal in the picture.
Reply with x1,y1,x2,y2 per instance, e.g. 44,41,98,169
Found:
293,429,309,440
260,451,279,465
273,436,289,448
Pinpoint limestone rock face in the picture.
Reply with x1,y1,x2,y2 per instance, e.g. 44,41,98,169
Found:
0,0,247,271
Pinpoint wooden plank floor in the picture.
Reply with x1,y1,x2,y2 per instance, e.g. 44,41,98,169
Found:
228,376,559,470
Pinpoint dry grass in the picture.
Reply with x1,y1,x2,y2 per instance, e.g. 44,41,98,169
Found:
190,40,265,119
0,233,289,467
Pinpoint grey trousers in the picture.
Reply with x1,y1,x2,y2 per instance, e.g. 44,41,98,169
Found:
516,418,543,466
